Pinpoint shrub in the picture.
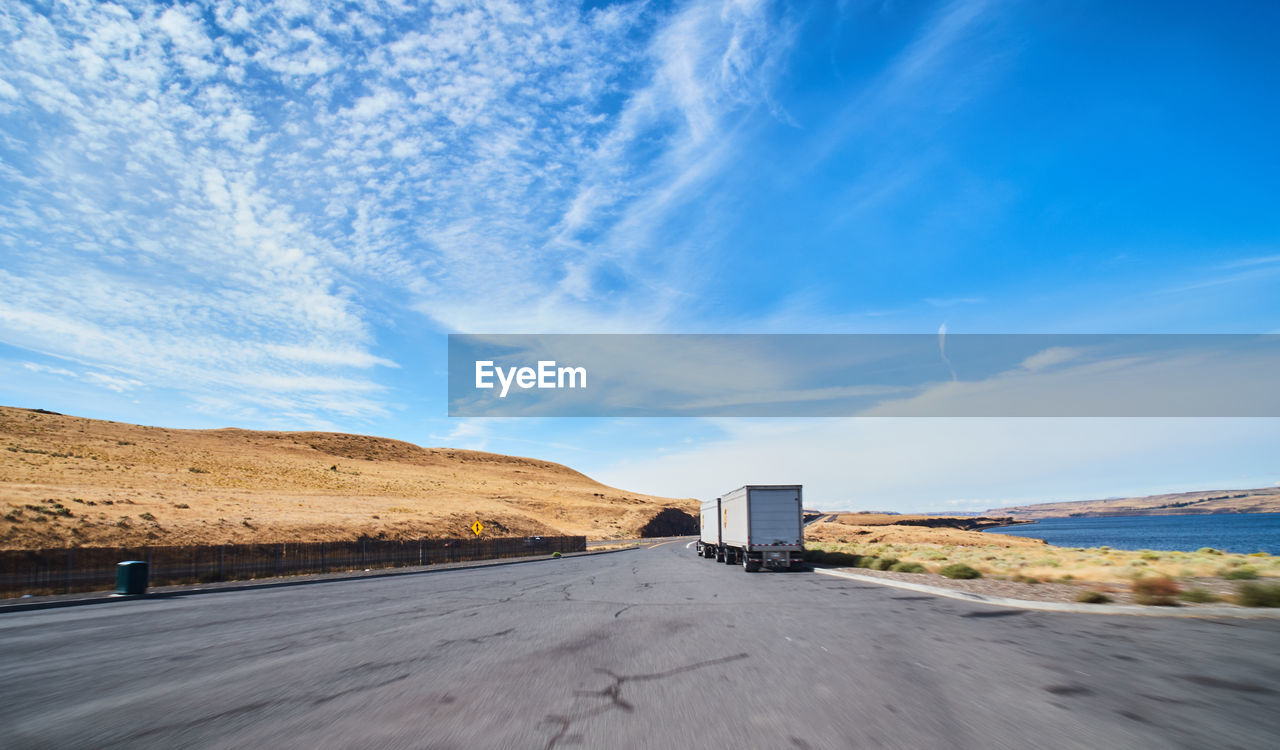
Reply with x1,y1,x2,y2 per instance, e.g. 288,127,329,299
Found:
1132,576,1180,605
139,512,156,522
804,549,862,566
551,551,562,558
1179,588,1218,603
890,561,926,573
1237,582,1280,607
188,467,207,473
1010,574,1040,584
1221,566,1259,580
173,503,190,509
1197,547,1222,555
1075,590,1112,604
1140,551,1161,561
870,557,899,571
939,563,982,579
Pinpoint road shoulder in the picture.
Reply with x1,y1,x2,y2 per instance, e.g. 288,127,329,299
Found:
815,567,1280,618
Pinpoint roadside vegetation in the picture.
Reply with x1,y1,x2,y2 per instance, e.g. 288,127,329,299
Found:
805,519,1279,606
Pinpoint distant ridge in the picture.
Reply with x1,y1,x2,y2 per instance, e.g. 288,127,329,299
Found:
985,486,1280,519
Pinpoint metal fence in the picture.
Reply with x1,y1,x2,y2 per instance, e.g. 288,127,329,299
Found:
0,536,586,598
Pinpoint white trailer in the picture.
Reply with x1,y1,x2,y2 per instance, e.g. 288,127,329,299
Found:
695,485,804,572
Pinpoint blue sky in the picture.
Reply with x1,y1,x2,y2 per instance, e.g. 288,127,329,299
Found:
2,0,1278,510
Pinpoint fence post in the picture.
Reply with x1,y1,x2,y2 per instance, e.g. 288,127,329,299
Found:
65,547,72,594
275,544,282,578
361,538,366,568
321,542,326,574
419,538,424,566
219,545,225,581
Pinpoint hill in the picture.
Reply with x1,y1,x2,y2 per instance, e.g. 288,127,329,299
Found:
804,514,1045,549
985,486,1280,519
0,406,696,549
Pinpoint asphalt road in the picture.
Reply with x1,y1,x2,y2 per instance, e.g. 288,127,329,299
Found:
2,541,1279,749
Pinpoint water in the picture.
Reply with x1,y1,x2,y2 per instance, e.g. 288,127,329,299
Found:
983,513,1280,554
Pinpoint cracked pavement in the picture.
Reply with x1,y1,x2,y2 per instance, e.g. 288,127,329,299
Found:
2,541,1279,748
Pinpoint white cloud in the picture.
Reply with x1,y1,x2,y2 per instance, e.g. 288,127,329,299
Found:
22,362,77,378
83,372,145,393
1019,346,1080,372
0,0,797,425
599,417,1280,511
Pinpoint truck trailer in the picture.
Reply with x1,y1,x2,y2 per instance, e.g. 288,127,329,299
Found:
696,485,804,572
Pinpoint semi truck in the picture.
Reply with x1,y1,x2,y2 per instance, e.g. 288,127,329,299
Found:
696,485,804,572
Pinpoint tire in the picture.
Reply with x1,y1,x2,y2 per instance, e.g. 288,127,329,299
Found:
742,555,759,573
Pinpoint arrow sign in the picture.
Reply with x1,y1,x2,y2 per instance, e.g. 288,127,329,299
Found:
471,521,484,537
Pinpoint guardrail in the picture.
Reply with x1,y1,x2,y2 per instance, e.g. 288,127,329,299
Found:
0,536,586,598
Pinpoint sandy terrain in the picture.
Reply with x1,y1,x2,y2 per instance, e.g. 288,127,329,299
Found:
806,518,1047,549
0,407,696,549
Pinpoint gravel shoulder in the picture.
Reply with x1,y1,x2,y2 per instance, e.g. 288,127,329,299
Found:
826,565,1269,611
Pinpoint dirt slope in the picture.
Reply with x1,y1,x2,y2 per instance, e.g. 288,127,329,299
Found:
985,487,1280,519
0,407,696,549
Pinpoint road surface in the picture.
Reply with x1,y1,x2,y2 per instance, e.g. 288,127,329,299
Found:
2,540,1278,749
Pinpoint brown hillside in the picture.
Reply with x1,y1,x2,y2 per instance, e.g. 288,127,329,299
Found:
805,519,1045,549
985,487,1280,519
0,406,696,549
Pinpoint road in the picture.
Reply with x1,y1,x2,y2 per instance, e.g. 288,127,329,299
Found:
2,540,1278,749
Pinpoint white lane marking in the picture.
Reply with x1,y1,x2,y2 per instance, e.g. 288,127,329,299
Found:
685,541,696,549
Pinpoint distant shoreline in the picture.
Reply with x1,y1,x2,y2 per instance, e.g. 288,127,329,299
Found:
1014,509,1280,520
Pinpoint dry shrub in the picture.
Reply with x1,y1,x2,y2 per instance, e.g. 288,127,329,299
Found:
1132,576,1180,606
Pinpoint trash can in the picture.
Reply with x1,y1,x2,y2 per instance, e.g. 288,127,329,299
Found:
116,561,149,596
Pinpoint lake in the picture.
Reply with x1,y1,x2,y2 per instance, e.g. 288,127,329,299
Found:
983,513,1280,554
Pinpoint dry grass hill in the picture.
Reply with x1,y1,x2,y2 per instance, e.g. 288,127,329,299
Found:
0,406,697,550
985,487,1280,519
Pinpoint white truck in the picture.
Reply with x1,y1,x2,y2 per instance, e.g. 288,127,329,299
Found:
696,485,804,572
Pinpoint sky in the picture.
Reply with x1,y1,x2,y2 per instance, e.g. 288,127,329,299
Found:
2,0,1278,511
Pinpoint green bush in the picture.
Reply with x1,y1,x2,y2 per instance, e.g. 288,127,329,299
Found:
1236,582,1280,607
1179,588,1218,603
870,557,899,571
805,549,862,566
889,561,926,573
1132,576,1180,605
1075,590,1111,604
551,551,562,558
1010,574,1040,584
1221,566,1259,580
939,563,981,579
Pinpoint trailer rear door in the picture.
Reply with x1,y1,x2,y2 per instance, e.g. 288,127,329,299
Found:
748,487,802,547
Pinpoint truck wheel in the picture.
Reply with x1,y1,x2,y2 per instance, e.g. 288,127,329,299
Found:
742,556,759,572
715,548,725,562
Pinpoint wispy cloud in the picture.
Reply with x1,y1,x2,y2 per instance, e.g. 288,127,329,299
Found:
0,1,796,423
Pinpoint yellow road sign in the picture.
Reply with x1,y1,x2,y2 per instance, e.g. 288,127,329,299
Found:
471,521,484,537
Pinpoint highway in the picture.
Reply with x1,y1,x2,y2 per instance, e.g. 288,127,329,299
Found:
2,540,1278,749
